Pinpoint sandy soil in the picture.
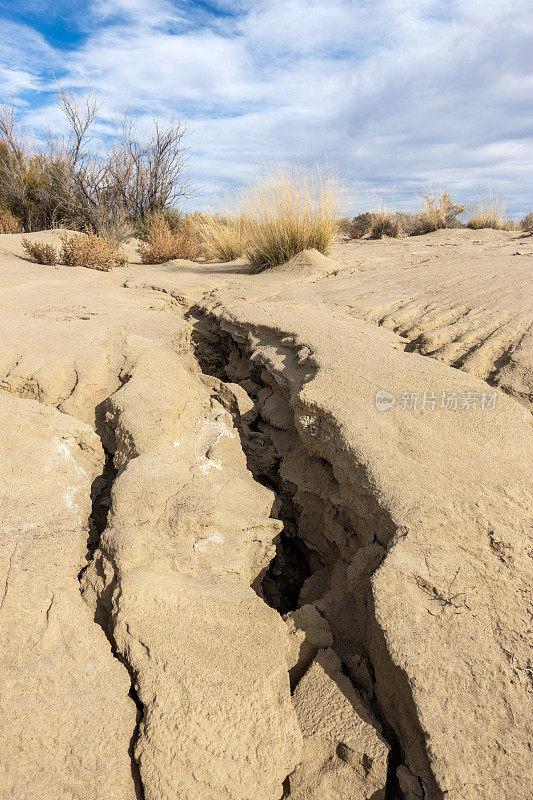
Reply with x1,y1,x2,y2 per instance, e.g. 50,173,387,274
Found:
0,227,531,800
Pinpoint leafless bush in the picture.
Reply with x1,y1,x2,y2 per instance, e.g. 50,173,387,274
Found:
60,229,126,270
0,90,191,235
22,238,58,265
138,212,198,263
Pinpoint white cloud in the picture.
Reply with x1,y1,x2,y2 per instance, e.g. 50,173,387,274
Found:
2,0,532,215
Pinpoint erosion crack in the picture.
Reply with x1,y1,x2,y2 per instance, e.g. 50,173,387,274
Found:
188,304,442,799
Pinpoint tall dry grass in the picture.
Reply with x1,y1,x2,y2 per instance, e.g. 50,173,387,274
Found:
196,213,255,261
467,194,507,229
241,167,340,271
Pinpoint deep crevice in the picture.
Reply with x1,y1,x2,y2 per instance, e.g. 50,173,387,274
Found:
79,425,146,800
188,306,441,800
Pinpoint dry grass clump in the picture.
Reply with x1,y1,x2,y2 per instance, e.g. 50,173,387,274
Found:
138,212,198,263
519,212,533,233
196,213,256,261
467,195,507,229
412,192,465,234
60,229,126,270
0,207,22,233
243,167,340,271
22,238,58,265
347,212,373,239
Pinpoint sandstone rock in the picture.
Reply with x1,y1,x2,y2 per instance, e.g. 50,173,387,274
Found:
284,603,333,686
0,393,138,799
288,649,389,799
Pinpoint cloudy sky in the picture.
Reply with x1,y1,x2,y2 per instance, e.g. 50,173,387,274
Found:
1,0,532,216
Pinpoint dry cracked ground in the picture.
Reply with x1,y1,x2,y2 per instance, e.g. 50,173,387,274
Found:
0,227,531,800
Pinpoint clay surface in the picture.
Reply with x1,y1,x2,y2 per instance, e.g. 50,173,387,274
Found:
0,227,531,800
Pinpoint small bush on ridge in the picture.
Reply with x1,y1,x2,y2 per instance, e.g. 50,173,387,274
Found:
411,192,465,234
369,210,402,239
347,212,373,239
22,238,58,265
60,229,126,271
138,212,198,263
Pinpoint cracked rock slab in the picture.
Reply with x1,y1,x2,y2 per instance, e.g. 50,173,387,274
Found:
0,392,138,800
288,648,389,799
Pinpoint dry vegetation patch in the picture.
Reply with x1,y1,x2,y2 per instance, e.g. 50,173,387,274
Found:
138,212,198,263
467,195,507,229
196,213,255,261
22,238,58,265
519,213,533,233
0,207,21,233
60,229,126,270
243,167,340,271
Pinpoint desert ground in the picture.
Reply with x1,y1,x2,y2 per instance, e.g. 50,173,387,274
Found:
0,227,531,800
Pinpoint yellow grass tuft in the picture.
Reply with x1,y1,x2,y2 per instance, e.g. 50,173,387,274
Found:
467,194,507,230
22,238,58,265
196,213,256,261
138,212,198,263
60,228,126,270
243,166,340,271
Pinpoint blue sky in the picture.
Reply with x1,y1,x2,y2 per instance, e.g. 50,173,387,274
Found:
1,0,532,216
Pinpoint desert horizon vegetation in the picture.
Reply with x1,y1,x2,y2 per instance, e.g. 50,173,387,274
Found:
1,91,531,270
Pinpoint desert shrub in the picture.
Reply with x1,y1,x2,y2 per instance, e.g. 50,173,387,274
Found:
135,207,184,240
0,93,191,235
467,195,507,229
519,212,533,233
337,217,352,235
60,229,126,270
243,167,340,271
347,212,373,239
411,192,465,234
0,207,21,233
197,213,256,261
22,238,58,265
138,212,198,263
369,210,402,239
